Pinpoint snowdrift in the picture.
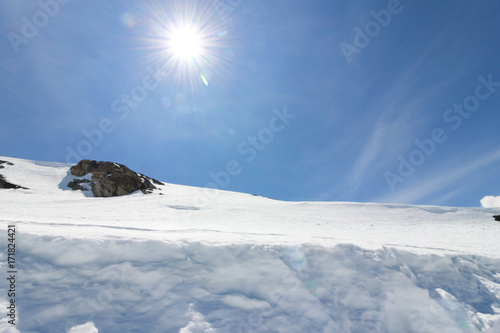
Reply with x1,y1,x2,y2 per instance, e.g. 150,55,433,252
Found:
1,157,500,332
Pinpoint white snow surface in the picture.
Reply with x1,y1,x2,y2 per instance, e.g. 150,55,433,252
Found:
481,196,500,208
1,156,500,332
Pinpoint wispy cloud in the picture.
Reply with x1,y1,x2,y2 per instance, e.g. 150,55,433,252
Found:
347,96,425,192
376,148,500,204
349,116,388,190
346,16,470,194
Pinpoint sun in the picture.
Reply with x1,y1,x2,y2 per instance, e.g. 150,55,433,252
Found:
167,25,204,61
137,1,236,91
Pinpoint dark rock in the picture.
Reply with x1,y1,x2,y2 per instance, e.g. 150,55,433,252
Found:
0,174,29,190
67,179,91,191
0,161,28,190
0,160,14,169
69,160,164,197
494,215,500,222
152,179,163,185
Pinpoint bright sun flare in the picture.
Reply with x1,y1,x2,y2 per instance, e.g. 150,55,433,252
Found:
148,3,230,89
169,26,203,60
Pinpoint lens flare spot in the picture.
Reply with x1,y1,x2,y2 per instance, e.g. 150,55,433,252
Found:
217,30,228,37
161,97,172,109
121,13,137,28
285,247,308,271
200,73,208,86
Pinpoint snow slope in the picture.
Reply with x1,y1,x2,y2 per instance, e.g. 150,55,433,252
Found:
1,157,500,332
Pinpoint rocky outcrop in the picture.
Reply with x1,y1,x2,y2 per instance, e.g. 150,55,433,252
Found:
0,161,29,190
494,215,500,222
0,175,29,189
0,160,14,169
69,160,164,197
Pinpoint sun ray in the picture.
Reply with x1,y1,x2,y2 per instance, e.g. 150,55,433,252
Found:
129,0,240,97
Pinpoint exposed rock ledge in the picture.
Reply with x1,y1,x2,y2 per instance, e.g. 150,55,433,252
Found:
0,160,29,190
69,160,164,197
0,174,29,190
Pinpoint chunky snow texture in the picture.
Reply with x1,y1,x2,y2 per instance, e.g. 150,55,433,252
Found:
2,237,500,333
1,157,500,332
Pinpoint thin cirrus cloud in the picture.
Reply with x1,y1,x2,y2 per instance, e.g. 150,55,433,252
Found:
346,34,473,198
347,87,435,192
377,147,500,205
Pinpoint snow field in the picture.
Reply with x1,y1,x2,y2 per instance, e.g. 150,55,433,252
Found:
1,157,500,332
1,234,500,332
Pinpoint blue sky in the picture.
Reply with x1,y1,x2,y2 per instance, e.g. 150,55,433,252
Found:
1,0,500,207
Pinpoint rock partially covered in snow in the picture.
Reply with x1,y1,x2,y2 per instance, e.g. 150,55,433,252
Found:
0,160,28,190
0,160,14,168
0,175,28,189
69,160,164,197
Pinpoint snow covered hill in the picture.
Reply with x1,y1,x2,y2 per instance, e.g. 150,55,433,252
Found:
1,157,500,332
